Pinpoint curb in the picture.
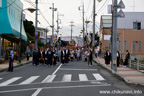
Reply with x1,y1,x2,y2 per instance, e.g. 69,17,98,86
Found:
0,61,32,73
93,59,144,87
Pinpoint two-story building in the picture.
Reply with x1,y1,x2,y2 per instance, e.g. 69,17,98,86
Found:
99,12,144,60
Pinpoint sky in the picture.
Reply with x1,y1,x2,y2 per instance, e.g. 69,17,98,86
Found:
21,0,144,37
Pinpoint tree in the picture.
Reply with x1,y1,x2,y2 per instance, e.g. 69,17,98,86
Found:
24,19,35,36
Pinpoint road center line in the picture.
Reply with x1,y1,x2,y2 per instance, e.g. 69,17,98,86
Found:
31,64,62,96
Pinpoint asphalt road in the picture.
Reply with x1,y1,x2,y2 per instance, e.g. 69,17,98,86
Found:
0,60,143,96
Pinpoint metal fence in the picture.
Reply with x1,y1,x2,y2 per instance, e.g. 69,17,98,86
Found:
129,59,144,71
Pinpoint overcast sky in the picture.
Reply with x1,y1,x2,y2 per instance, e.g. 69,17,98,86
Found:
21,0,144,37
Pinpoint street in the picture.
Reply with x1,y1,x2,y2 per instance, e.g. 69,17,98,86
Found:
0,60,143,96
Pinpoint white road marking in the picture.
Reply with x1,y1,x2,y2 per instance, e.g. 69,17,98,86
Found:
62,74,72,82
20,76,39,85
0,84,111,93
79,74,88,81
0,78,2,80
42,75,56,83
93,74,105,81
31,64,62,96
60,68,97,71
0,77,21,86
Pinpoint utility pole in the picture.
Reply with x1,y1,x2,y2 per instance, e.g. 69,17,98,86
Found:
70,21,74,41
92,0,96,51
56,12,59,41
35,0,38,49
78,2,85,48
50,3,57,44
112,0,118,71
112,0,125,71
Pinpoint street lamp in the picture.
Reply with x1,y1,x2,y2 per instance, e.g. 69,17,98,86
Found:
19,8,36,63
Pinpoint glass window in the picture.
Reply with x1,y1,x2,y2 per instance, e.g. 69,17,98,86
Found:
139,41,141,51
133,22,141,30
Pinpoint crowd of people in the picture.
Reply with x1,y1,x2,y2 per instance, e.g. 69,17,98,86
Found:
32,47,94,67
7,46,131,72
104,49,130,67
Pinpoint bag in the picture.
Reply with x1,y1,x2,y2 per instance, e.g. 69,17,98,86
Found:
62,57,65,60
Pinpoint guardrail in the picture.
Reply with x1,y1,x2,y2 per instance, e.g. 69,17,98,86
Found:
129,59,144,71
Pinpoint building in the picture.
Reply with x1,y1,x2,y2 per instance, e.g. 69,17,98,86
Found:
99,12,144,60
61,36,83,47
0,0,27,57
37,27,47,44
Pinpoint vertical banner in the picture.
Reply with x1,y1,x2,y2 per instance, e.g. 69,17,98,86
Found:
0,0,2,7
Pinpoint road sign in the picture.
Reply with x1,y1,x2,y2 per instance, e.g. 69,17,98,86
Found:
35,31,39,36
34,36,39,40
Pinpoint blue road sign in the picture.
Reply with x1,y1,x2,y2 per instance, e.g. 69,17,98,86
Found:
35,31,39,35
35,36,39,40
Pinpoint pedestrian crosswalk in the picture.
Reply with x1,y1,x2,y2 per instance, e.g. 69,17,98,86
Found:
0,73,106,86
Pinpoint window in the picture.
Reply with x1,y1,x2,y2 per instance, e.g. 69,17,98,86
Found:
132,41,136,51
118,40,121,50
133,22,141,30
124,40,127,51
139,41,142,51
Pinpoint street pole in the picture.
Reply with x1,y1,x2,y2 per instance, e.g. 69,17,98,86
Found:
82,2,85,49
35,0,38,49
19,11,23,63
70,21,74,41
92,0,96,51
56,12,59,41
52,3,54,39
112,0,118,71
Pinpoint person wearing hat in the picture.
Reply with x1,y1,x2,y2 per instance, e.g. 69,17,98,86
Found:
8,48,14,72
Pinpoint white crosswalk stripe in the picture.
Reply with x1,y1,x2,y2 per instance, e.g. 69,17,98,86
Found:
20,76,39,85
42,75,56,83
0,77,21,86
62,74,72,82
0,73,105,86
79,74,88,81
93,73,105,81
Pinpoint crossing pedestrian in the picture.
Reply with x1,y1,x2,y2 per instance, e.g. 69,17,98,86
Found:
61,47,65,64
43,48,47,64
88,49,93,66
117,50,120,67
123,50,130,67
65,47,70,63
7,48,14,72
104,50,111,65
47,48,53,66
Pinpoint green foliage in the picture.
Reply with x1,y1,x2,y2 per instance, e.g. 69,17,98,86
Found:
24,19,35,37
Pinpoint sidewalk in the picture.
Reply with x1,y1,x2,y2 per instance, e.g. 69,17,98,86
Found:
94,57,144,86
0,57,32,72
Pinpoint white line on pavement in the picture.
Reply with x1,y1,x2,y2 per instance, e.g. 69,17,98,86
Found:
59,68,97,71
0,77,21,86
93,73,105,81
79,74,88,81
62,74,72,82
20,76,39,85
0,84,111,94
31,64,62,96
